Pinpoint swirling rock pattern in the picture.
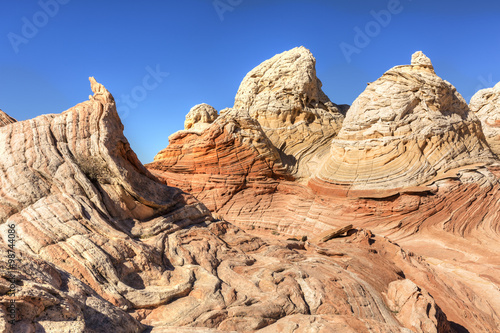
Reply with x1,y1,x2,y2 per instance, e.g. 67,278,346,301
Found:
184,103,219,133
148,48,500,332
0,78,458,332
310,51,496,197
470,82,500,157
233,46,347,179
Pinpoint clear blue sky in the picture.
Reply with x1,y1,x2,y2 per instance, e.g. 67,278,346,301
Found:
1,0,500,163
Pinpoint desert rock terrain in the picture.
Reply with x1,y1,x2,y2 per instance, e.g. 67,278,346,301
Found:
1,48,500,332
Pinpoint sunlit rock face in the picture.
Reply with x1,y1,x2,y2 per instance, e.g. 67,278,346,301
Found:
3,48,500,332
470,81,500,157
0,78,212,332
310,51,496,198
184,103,219,133
233,46,347,180
147,48,500,332
0,109,16,127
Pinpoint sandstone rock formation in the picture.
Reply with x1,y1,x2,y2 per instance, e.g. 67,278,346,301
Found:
233,46,347,179
385,279,449,333
470,81,500,156
147,48,500,332
3,48,500,332
148,107,290,212
184,103,219,133
0,110,15,127
310,51,496,197
0,77,463,332
0,78,212,331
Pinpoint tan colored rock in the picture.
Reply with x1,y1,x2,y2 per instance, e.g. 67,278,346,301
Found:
470,81,500,156
184,103,219,132
233,46,346,179
0,243,144,332
316,224,353,243
0,109,16,127
0,77,212,330
310,51,496,197
411,51,434,72
385,279,450,333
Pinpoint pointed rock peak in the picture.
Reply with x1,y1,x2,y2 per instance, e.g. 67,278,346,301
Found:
184,103,218,130
410,51,434,73
411,51,432,66
89,77,114,104
0,109,17,127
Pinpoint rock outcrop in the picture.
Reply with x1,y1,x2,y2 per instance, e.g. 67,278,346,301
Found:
2,77,461,332
0,110,16,127
3,48,500,332
184,103,219,133
310,51,496,197
470,81,500,157
148,107,290,212
147,48,500,332
0,78,212,331
234,46,347,179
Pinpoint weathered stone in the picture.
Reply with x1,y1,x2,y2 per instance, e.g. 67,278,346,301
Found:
0,109,16,127
316,224,353,243
310,51,496,197
385,279,451,333
184,103,219,132
233,46,347,179
470,81,500,157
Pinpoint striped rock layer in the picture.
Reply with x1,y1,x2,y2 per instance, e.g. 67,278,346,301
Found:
147,49,500,332
0,78,462,333
470,81,500,157
310,52,496,197
233,46,347,180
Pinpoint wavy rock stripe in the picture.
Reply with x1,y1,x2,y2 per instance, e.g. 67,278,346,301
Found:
310,52,496,197
147,48,500,332
0,77,459,332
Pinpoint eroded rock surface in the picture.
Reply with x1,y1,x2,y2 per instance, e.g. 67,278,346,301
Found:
0,78,212,331
184,103,219,133
470,81,500,156
0,110,16,127
310,51,496,197
147,48,500,332
233,46,347,179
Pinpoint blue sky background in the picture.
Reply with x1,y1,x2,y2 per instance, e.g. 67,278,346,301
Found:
1,0,500,163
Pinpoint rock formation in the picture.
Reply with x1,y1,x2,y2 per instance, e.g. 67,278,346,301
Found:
0,76,463,332
310,51,496,197
470,81,500,157
0,78,211,331
147,48,500,332
0,110,16,127
184,103,219,133
233,46,347,179
2,48,500,332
